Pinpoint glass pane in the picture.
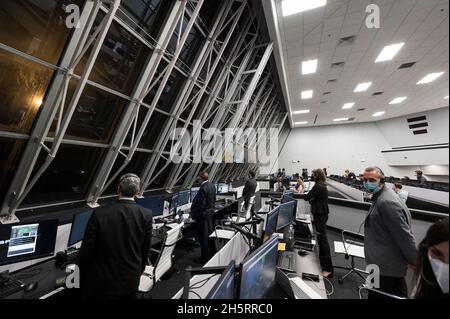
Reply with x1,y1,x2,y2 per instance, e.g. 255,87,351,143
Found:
0,0,84,64
23,145,104,205
0,137,25,204
0,50,54,134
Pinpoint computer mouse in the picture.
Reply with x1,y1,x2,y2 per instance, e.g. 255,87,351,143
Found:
298,250,308,257
24,281,38,293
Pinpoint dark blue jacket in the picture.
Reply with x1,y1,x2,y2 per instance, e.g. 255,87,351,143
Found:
191,181,216,219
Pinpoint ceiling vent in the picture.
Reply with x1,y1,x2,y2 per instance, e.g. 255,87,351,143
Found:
407,116,429,135
372,91,384,96
331,61,345,68
323,92,332,95
398,62,416,69
327,79,338,83
348,117,356,121
357,108,366,112
338,35,357,45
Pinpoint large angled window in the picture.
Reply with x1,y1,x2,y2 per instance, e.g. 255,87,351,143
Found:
0,138,25,204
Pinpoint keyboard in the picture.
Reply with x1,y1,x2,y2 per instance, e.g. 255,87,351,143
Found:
277,251,297,272
0,280,24,299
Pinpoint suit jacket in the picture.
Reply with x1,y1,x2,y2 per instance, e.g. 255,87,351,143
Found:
304,183,330,217
191,181,216,220
242,178,257,206
77,199,153,298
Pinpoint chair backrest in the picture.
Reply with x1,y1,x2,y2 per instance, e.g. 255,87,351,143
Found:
153,223,183,282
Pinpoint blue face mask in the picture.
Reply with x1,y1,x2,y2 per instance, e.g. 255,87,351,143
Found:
364,182,381,194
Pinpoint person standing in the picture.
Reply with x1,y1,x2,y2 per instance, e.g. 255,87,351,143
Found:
392,182,408,203
413,218,448,299
363,167,417,299
77,174,153,299
305,169,334,278
191,171,217,264
242,170,257,210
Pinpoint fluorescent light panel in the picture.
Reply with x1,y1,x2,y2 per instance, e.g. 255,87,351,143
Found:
301,90,313,99
389,97,407,104
292,109,310,114
417,72,444,84
375,43,405,63
334,118,349,122
354,82,372,92
295,121,309,125
342,103,355,110
302,59,318,75
445,96,449,99
373,111,385,117
282,0,327,16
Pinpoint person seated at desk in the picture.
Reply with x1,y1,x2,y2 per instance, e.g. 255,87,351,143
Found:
293,177,304,193
76,173,153,299
191,171,217,264
274,177,286,192
242,170,257,210
415,170,428,185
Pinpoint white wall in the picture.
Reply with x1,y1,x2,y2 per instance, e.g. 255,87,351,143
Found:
279,107,449,181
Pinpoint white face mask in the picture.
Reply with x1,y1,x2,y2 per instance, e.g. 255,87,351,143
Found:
428,254,449,294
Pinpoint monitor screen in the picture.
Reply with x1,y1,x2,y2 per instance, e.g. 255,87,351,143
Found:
136,195,165,217
178,190,190,206
206,261,236,299
276,201,295,231
68,210,94,247
190,187,200,202
239,235,279,299
0,219,58,266
263,207,279,242
217,183,229,194
170,193,179,213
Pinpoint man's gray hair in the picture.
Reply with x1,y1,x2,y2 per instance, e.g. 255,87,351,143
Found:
364,166,385,182
119,173,141,197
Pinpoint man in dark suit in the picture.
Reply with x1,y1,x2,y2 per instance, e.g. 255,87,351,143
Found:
242,170,257,210
77,173,153,299
191,171,216,264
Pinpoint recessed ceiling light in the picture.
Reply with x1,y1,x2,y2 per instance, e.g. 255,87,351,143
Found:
302,59,318,75
292,109,310,115
389,97,407,104
301,90,313,99
417,72,444,85
334,118,349,122
295,121,309,125
342,103,355,110
444,96,449,99
354,82,372,92
282,0,327,16
375,43,405,63
373,111,385,117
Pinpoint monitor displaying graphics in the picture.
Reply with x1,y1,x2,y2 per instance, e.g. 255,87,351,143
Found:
239,235,279,299
68,210,94,247
217,183,229,194
178,190,190,206
136,195,165,217
276,201,295,231
263,207,279,242
170,193,179,213
190,187,200,202
206,261,236,299
0,219,58,266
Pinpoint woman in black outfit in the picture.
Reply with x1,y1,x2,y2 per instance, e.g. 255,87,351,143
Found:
304,168,334,278
413,218,448,299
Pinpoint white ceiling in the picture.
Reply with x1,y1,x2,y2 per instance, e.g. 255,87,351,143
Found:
268,0,449,128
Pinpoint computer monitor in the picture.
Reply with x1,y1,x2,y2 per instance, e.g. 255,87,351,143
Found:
217,183,229,194
170,193,179,214
68,210,94,247
136,195,165,217
0,219,58,266
239,234,279,299
206,261,236,299
263,207,279,242
276,201,295,231
177,190,190,206
190,187,200,202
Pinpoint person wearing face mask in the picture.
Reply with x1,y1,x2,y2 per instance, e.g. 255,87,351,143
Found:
363,167,417,299
413,218,449,299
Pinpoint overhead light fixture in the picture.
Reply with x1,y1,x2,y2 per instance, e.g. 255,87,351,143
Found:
334,118,349,122
372,111,385,117
295,121,309,125
417,72,444,84
282,0,327,17
342,103,355,110
301,90,313,99
389,97,407,104
292,109,310,115
354,82,372,92
375,43,405,63
302,59,318,75
445,96,449,99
